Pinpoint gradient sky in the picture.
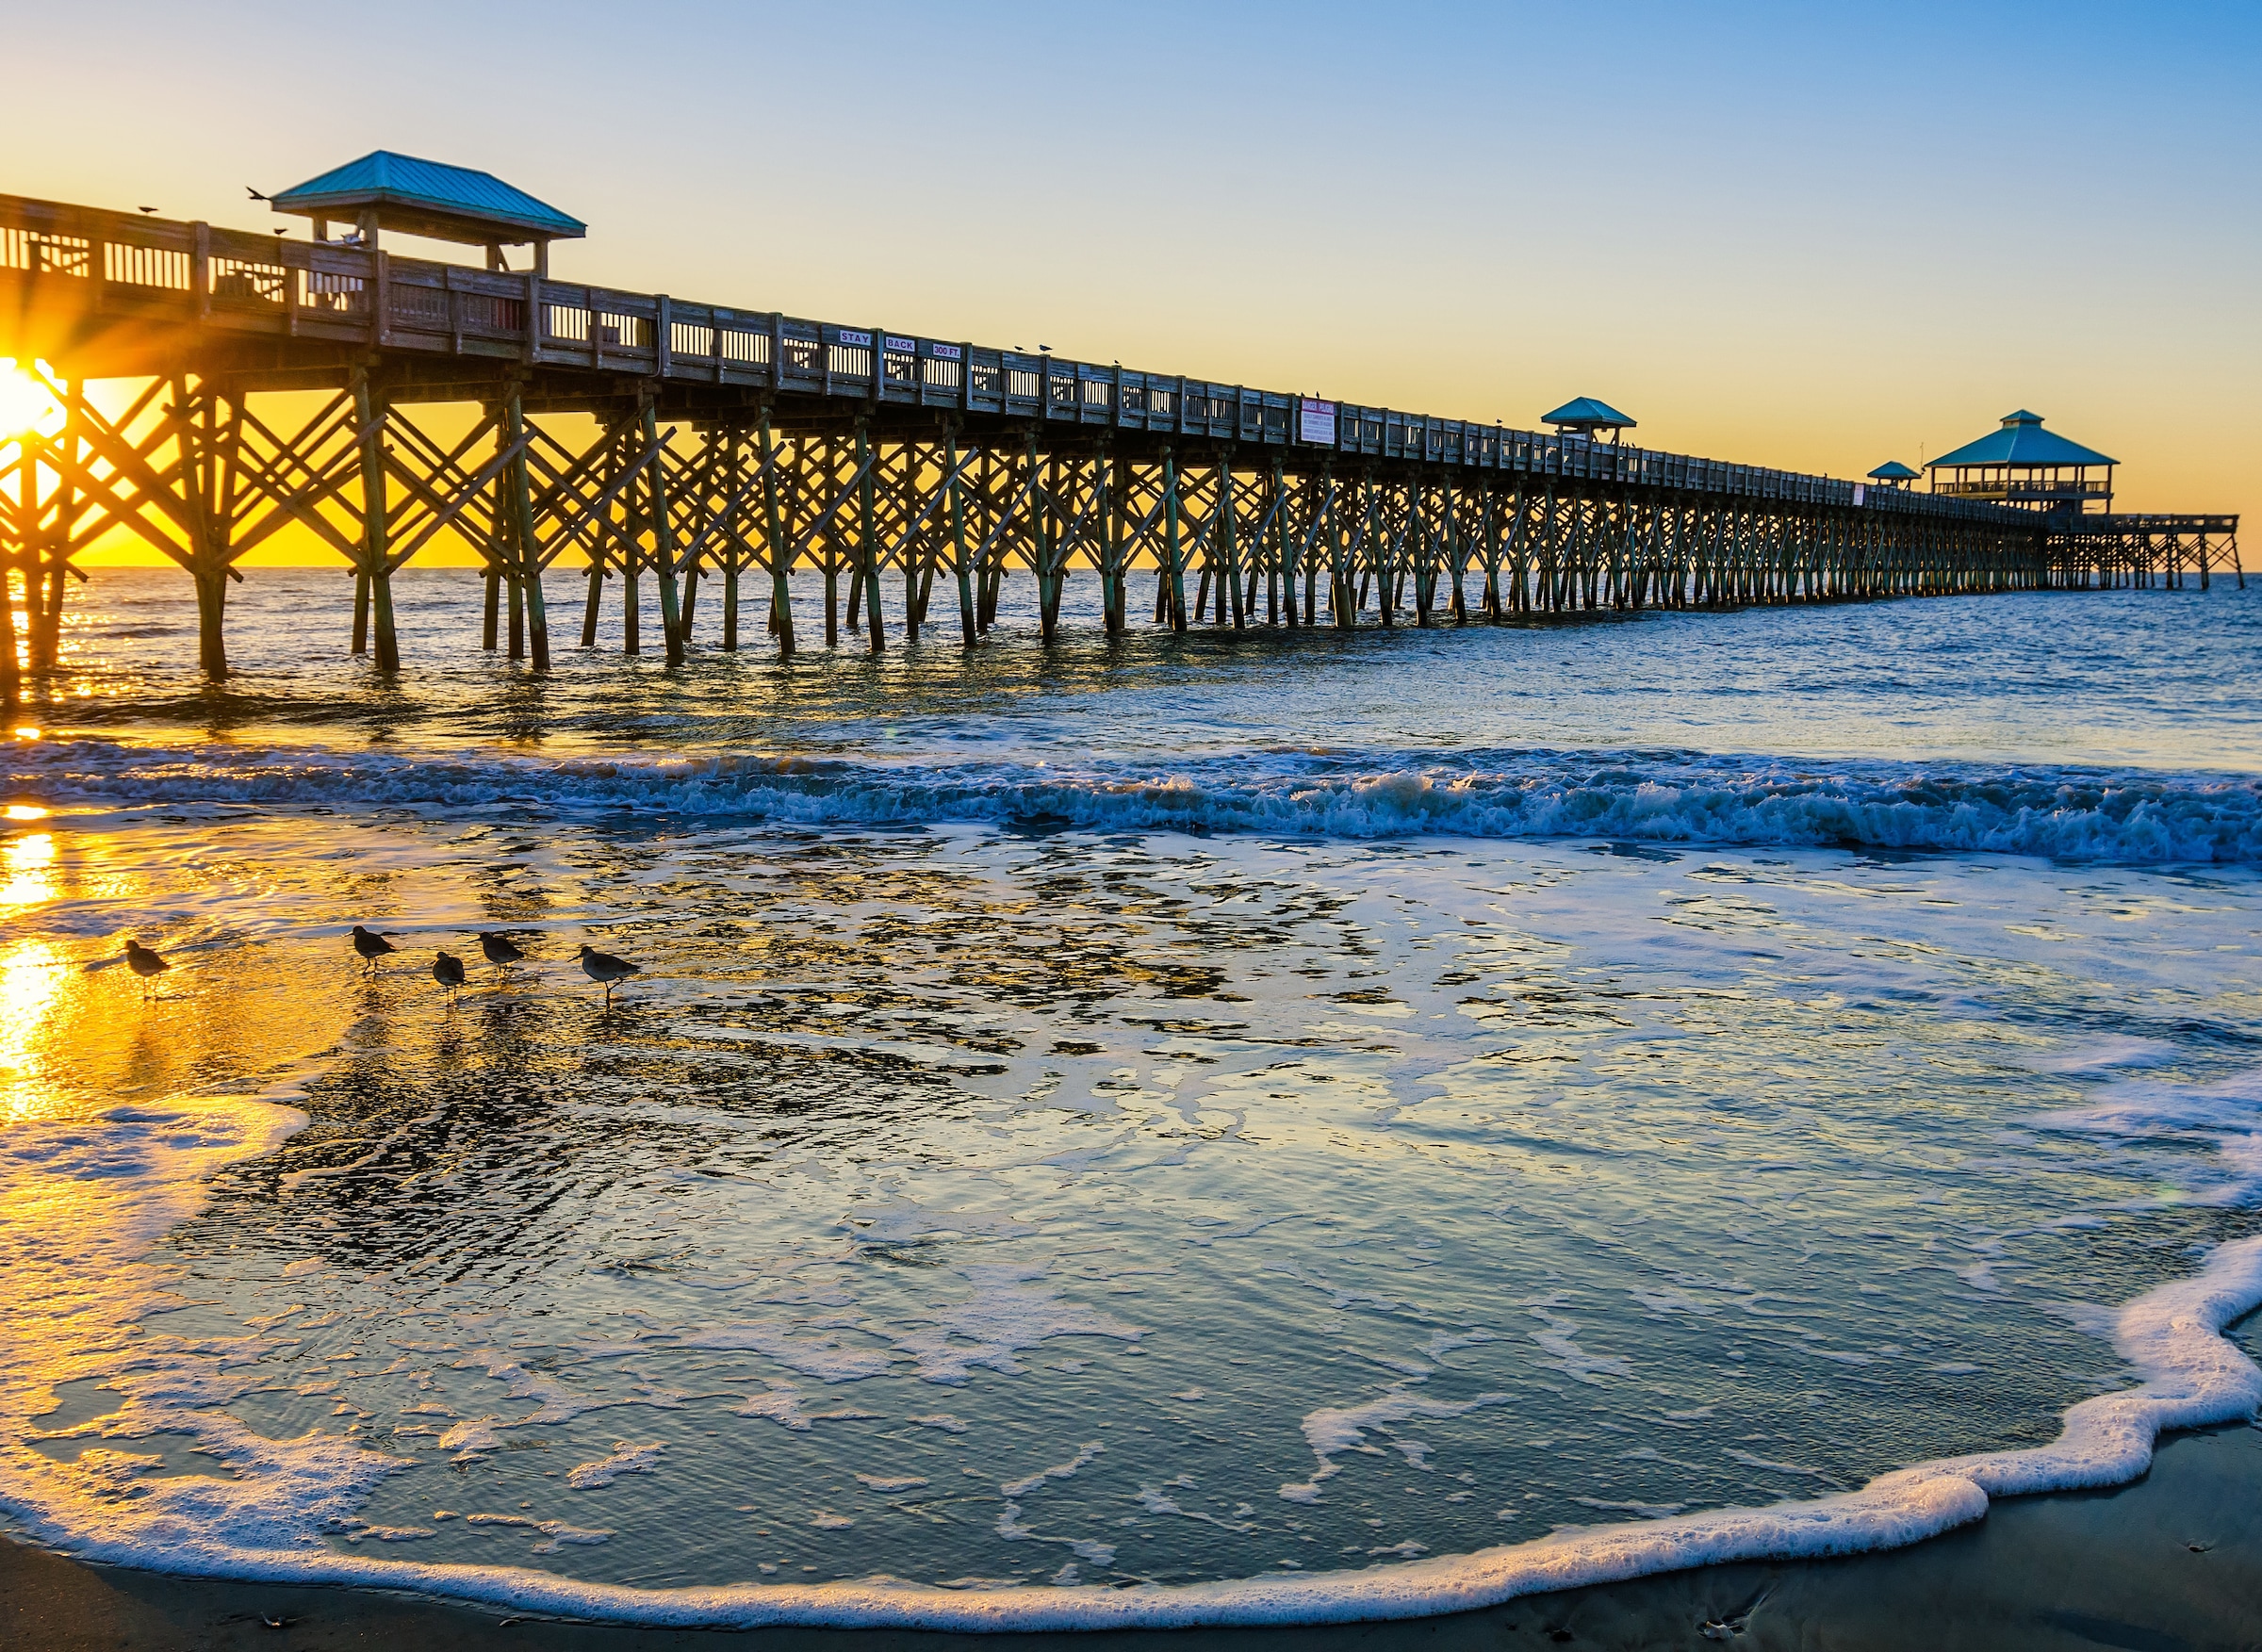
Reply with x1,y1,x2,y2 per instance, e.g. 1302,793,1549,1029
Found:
11,0,2257,564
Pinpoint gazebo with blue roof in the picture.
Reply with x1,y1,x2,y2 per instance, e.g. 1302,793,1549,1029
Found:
1542,397,1636,447
1924,410,2116,515
1866,460,1921,490
270,151,585,277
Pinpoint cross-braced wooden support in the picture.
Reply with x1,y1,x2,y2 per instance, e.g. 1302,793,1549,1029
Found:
1,371,2078,694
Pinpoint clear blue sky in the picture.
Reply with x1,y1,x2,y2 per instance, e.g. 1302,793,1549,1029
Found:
13,0,2257,523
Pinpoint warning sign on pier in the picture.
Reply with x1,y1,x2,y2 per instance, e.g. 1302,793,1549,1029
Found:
1299,399,1337,446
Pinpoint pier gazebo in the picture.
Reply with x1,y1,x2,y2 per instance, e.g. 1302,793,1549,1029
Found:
1925,411,2115,515
1542,397,1635,447
270,151,585,276
1867,460,1921,490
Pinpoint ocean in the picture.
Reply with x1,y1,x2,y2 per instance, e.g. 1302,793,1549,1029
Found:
0,567,2257,1628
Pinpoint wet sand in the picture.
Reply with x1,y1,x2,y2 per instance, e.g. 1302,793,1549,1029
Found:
6,1422,2259,1652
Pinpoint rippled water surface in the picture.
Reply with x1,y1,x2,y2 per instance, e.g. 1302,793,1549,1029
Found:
0,571,2257,1621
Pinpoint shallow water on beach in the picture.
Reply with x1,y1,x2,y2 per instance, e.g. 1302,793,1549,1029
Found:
0,572,2257,1621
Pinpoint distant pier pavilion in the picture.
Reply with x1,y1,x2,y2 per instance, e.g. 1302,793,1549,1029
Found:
1922,410,2237,592
1927,410,2115,513
0,158,2240,692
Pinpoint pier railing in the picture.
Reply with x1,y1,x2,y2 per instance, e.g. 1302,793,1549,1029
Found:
2,192,2008,524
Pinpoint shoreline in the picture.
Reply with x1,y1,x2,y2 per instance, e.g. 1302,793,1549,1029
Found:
7,1421,2261,1651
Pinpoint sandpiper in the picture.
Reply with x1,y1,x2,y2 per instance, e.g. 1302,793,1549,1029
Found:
351,924,397,973
123,939,171,998
577,943,640,1006
433,949,466,1001
477,932,525,970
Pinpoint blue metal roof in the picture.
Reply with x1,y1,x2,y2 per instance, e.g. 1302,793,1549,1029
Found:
1867,460,1922,480
1543,397,1635,430
270,152,585,239
1926,411,2115,470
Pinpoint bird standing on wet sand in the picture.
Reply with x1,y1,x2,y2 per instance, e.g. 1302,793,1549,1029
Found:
123,939,171,998
477,932,525,972
351,924,397,973
433,949,466,1003
578,943,640,1006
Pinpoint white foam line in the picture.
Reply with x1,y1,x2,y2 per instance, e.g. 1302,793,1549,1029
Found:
13,734,2261,863
7,1235,2258,1630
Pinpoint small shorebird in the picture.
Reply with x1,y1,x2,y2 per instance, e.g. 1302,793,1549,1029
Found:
433,949,466,1002
477,932,525,972
351,924,397,973
577,943,640,1006
123,939,171,998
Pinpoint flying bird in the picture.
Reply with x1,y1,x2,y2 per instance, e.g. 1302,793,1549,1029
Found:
477,932,525,970
351,924,397,972
123,939,171,998
246,187,270,202
433,949,466,1001
138,205,158,215
577,943,640,1006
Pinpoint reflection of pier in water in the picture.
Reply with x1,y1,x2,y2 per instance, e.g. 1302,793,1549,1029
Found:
0,157,2239,695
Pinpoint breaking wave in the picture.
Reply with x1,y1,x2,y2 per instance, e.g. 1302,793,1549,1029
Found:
10,737,2260,863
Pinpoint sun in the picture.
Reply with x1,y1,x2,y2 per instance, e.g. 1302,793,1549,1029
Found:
0,360,65,443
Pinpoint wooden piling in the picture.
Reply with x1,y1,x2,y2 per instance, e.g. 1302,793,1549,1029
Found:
498,388,550,670
758,406,795,658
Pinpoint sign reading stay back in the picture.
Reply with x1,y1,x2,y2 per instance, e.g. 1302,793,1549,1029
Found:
1299,399,1337,446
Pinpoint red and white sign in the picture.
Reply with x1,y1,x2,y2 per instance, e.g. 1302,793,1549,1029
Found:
1299,399,1337,446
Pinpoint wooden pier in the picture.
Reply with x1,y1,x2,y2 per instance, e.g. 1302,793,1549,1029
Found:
0,187,2235,695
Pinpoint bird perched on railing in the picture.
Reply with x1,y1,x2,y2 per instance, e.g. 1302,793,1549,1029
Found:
477,932,525,972
577,943,639,1006
123,939,171,998
433,949,466,1003
351,924,398,973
